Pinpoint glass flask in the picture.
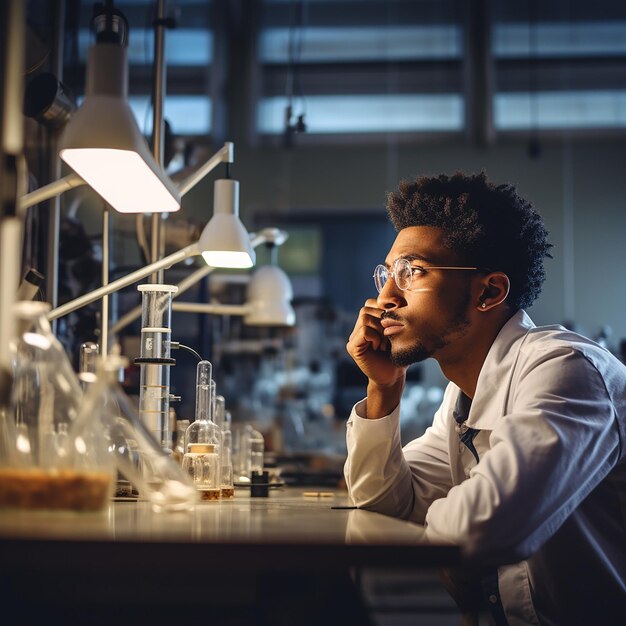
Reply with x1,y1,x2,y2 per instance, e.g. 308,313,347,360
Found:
76,351,198,512
183,361,221,501
0,301,114,511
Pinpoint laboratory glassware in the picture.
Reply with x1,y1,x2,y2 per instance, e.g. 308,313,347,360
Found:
183,361,222,500
136,284,177,451
76,350,198,512
182,443,221,501
172,419,189,465
234,424,265,482
0,301,114,511
78,341,99,390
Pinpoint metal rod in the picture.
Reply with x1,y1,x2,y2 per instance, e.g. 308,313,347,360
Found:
101,205,109,356
108,231,266,335
47,244,197,321
150,0,167,283
46,0,66,326
172,302,250,316
177,142,234,197
110,263,215,335
18,173,86,212
0,0,25,380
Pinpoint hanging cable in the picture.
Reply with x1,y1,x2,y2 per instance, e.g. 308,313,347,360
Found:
170,341,203,361
284,0,307,145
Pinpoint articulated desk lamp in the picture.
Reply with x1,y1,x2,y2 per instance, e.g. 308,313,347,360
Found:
5,6,256,447
171,228,296,327
109,227,295,336
39,165,258,451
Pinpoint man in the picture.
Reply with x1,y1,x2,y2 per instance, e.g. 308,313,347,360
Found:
344,172,626,625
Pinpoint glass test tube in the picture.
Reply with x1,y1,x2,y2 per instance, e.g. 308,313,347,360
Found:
136,284,178,451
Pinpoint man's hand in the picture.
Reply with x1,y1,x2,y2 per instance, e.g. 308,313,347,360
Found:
346,299,407,418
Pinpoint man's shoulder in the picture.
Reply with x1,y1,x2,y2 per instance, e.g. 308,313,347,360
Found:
517,323,626,384
522,323,607,356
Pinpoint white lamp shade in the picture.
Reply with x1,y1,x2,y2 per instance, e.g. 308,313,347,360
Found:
59,43,180,214
199,213,256,268
244,265,296,326
198,179,255,269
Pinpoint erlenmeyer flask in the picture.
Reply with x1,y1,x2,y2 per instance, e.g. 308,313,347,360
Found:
0,301,114,511
77,351,198,512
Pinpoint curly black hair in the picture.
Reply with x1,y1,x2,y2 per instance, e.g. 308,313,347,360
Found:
386,172,553,310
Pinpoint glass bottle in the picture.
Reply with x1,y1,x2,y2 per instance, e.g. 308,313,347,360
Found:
183,361,221,501
0,301,114,511
75,350,198,512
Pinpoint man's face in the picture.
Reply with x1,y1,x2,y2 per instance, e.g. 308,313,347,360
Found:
377,226,477,366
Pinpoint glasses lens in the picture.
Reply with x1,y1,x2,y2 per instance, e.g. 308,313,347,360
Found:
394,258,411,290
373,265,387,293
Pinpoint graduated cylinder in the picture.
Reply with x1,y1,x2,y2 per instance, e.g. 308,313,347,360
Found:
135,284,177,450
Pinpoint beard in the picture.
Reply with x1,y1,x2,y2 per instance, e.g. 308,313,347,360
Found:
388,288,472,367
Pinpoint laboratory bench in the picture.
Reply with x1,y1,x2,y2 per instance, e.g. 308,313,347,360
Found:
0,488,461,625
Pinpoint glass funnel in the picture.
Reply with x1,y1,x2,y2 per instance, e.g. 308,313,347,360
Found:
77,351,198,512
0,301,114,511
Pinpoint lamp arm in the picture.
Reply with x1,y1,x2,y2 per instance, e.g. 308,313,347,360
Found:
177,142,233,197
47,243,199,321
109,232,269,335
18,172,86,212
172,302,250,316
110,263,216,335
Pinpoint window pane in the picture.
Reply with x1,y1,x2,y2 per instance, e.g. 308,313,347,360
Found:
78,29,213,65
494,21,626,58
259,25,461,63
128,95,212,135
494,91,626,130
258,94,463,134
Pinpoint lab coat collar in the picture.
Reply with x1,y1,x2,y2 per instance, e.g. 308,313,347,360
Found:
465,309,535,430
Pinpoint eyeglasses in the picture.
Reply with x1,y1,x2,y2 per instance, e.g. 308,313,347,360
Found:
373,257,479,293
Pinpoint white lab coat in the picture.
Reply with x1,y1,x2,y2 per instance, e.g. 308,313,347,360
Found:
345,310,626,625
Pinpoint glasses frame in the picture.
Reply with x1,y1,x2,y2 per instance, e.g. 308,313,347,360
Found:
373,257,480,293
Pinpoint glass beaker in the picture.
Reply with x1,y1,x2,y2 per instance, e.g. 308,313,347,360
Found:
0,301,114,511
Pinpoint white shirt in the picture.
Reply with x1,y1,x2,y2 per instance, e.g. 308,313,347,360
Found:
345,310,626,625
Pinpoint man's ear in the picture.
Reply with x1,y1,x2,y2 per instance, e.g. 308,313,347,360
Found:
476,272,510,311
